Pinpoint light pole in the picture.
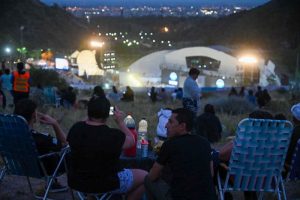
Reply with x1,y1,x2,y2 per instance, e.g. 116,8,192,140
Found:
90,40,105,68
4,47,11,65
20,26,24,47
238,56,258,86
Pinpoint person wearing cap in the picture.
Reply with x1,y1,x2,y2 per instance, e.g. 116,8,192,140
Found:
182,68,201,116
285,103,300,173
11,62,31,105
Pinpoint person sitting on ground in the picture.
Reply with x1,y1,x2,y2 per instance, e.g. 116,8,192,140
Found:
228,87,238,97
176,87,183,100
62,86,76,108
238,86,245,97
255,86,265,108
171,89,177,102
195,104,222,143
92,85,106,99
67,96,147,200
262,89,271,105
145,108,217,200
246,89,256,105
121,86,134,102
157,88,168,103
107,85,122,102
14,99,68,192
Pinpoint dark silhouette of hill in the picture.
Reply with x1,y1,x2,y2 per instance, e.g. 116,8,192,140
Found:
0,0,89,51
210,0,300,50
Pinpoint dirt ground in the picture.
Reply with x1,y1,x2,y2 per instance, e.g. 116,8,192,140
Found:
0,174,300,200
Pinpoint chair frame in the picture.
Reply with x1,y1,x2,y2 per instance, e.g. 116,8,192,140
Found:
287,138,300,181
73,191,113,200
217,118,293,200
43,87,61,108
0,114,68,200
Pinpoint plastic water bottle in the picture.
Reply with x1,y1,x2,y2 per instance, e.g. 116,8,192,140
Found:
137,118,148,158
124,115,137,157
138,119,148,141
141,139,149,158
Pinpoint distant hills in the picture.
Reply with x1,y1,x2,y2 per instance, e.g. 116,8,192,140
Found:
42,0,269,7
0,0,299,72
0,0,89,52
91,0,300,71
212,0,300,50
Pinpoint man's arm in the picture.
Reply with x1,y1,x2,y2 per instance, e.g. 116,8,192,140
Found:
148,162,164,181
113,106,135,149
37,112,67,146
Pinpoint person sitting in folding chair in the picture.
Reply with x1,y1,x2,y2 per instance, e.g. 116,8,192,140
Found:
146,108,217,200
14,99,68,192
67,96,147,200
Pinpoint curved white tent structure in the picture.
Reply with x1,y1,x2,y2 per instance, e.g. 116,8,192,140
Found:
120,46,280,87
164,47,239,78
129,50,171,77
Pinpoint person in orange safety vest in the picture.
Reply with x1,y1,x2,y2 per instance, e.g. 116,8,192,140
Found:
11,62,30,105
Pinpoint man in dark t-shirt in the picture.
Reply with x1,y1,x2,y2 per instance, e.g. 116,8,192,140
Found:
67,122,126,192
145,108,217,200
67,96,147,200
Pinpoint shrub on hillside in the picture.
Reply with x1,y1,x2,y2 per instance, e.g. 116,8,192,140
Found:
210,96,256,115
30,68,68,90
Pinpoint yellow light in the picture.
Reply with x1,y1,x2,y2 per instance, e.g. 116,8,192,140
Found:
238,56,258,64
163,26,169,33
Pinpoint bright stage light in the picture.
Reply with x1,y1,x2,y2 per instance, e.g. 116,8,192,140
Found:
90,40,104,48
238,56,258,64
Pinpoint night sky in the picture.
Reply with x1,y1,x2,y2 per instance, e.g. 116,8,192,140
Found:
41,0,270,7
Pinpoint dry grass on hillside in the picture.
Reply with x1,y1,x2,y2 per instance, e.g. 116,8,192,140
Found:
0,89,295,145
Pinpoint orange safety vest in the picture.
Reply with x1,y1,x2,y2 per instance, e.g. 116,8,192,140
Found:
13,71,30,92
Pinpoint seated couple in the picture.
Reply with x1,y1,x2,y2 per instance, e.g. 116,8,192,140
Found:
68,96,217,200
67,96,147,200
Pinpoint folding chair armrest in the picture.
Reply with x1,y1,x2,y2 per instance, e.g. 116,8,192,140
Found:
38,145,70,159
38,152,60,159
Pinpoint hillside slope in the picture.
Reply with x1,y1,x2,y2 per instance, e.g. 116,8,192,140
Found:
0,0,89,51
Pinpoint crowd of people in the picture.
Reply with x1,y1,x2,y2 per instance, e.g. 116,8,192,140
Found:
228,85,272,108
1,64,300,200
